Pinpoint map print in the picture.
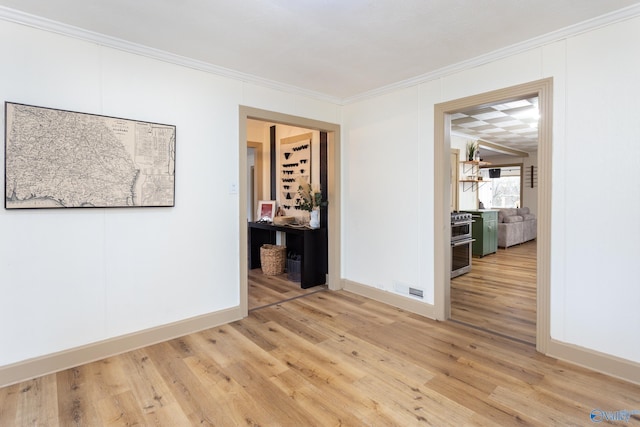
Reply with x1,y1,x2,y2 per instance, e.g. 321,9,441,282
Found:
5,103,175,209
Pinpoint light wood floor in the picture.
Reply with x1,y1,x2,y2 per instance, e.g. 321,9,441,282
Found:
451,240,537,345
3,272,640,426
248,268,327,311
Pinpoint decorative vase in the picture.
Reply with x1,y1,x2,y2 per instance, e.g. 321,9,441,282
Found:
309,209,320,229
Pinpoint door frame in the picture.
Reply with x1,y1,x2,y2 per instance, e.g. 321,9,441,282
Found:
450,148,460,212
247,141,264,222
238,106,341,318
433,78,553,354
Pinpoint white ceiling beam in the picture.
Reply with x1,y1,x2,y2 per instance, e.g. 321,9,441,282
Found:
478,139,529,157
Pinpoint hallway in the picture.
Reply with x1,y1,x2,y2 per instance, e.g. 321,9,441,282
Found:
451,240,537,344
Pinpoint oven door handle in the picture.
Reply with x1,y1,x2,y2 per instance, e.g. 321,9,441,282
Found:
451,239,475,247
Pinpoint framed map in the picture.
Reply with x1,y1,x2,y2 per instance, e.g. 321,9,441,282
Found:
4,102,176,209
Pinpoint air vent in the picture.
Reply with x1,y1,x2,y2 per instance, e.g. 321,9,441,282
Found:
393,281,424,300
409,287,424,299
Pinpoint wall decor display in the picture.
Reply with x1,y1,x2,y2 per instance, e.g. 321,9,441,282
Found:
525,165,538,188
279,133,311,214
5,102,176,209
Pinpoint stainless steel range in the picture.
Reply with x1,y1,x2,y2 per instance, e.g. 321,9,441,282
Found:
451,212,474,278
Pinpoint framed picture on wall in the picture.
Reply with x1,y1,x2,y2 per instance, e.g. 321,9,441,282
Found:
5,102,176,209
257,200,276,222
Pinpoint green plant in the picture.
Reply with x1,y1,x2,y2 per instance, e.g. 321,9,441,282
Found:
466,140,478,160
296,177,327,211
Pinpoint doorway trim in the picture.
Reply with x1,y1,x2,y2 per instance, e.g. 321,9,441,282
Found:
238,106,341,318
247,141,264,221
434,78,553,354
450,148,460,212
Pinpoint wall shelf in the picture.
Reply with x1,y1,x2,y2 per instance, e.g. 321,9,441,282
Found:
459,160,490,192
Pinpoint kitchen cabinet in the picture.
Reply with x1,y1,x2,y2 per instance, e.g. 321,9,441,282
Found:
464,210,498,257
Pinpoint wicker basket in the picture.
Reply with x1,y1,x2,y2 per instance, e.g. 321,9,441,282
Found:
260,244,286,275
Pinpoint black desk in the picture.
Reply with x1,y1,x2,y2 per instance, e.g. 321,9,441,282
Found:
248,222,326,288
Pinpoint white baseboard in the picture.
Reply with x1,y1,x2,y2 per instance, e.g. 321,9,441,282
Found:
342,279,436,319
0,306,243,388
547,339,640,386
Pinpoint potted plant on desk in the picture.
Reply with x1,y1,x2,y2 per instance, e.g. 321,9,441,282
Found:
296,177,327,228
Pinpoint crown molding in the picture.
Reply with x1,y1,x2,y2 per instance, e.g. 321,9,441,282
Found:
1,4,639,106
0,6,343,105
342,3,640,104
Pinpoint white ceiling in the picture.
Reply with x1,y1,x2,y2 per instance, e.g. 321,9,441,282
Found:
1,0,639,102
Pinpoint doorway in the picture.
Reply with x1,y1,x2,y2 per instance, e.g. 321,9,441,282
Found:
451,98,535,343
245,122,327,310
238,106,341,318
433,78,553,353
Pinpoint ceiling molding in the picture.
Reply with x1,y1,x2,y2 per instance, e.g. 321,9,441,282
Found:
1,4,640,106
342,3,640,104
0,6,343,105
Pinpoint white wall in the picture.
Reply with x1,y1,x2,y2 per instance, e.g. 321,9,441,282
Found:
343,16,640,363
2,10,639,372
342,86,424,299
553,17,640,361
0,19,339,367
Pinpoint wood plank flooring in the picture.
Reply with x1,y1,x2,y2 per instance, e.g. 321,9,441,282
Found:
451,240,537,345
248,268,327,311
3,268,640,426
